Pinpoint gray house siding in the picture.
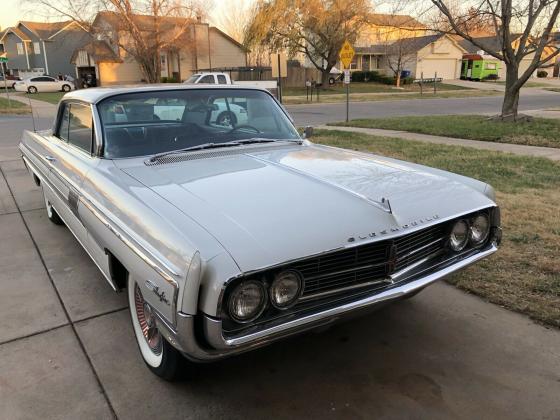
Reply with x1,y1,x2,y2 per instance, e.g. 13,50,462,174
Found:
2,33,29,71
45,29,91,76
1,22,90,76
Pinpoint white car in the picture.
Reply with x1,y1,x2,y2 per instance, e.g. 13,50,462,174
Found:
14,76,74,93
110,96,248,127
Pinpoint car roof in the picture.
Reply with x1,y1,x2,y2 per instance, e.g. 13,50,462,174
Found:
61,84,267,104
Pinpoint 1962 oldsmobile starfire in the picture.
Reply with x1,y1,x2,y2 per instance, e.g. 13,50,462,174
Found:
19,85,501,380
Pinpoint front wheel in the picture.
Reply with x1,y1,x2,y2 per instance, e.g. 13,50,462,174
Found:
128,277,182,380
61,84,71,92
27,86,37,94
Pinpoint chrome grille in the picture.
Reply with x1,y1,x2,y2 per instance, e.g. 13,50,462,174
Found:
287,223,447,299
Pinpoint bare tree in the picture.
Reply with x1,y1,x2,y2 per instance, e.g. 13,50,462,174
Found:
431,0,560,120
211,0,252,43
375,2,427,87
245,0,372,84
385,38,421,86
28,0,206,83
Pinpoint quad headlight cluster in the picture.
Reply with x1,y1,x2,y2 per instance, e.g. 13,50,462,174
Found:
448,213,490,252
228,270,303,323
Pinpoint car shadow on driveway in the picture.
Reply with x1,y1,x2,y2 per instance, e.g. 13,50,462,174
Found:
75,285,560,420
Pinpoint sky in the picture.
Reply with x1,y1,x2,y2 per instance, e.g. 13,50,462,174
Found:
0,0,251,31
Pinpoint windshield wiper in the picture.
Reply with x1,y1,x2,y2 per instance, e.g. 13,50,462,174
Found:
224,138,303,146
149,142,242,162
149,138,303,163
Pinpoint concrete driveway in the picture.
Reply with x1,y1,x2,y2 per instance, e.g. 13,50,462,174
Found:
1,110,560,420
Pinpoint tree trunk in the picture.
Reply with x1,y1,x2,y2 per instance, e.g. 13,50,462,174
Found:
395,71,401,88
501,64,520,120
321,65,334,85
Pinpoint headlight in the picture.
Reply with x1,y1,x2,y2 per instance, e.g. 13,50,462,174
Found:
449,219,469,251
470,214,490,245
228,280,266,322
270,270,302,309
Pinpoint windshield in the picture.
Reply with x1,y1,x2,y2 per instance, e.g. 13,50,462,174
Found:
97,88,300,158
184,74,200,84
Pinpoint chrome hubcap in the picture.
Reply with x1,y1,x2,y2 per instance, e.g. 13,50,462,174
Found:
134,284,163,355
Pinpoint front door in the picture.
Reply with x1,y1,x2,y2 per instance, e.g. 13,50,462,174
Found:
47,101,96,246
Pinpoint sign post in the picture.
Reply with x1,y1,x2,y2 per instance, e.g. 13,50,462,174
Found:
1,55,11,108
339,40,355,122
271,53,287,103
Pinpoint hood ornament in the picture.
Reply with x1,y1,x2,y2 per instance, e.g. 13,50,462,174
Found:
380,197,392,214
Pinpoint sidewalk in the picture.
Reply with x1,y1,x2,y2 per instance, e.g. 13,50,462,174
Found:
318,125,560,161
1,92,57,120
444,79,505,91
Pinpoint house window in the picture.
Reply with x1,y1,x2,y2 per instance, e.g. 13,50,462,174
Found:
350,55,359,70
16,43,24,55
486,63,497,70
362,55,371,71
33,42,40,55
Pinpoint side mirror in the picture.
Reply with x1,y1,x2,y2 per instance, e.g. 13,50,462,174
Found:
303,126,314,139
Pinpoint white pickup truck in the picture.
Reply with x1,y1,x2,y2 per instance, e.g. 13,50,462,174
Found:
184,72,277,90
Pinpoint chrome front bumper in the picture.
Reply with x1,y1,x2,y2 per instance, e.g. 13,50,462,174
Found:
156,243,498,362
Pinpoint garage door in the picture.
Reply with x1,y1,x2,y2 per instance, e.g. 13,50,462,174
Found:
417,59,458,80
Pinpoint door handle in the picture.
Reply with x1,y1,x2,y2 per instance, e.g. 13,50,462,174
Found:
44,155,56,163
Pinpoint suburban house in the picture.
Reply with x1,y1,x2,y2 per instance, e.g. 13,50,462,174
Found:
0,21,91,78
72,12,247,86
458,35,557,79
351,13,427,71
332,14,465,80
391,34,466,79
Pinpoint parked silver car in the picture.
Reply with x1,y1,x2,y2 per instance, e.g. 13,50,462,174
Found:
19,85,500,380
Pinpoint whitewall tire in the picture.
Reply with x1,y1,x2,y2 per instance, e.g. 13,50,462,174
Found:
128,277,182,380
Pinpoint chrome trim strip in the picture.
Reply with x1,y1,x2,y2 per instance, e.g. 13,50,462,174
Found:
78,197,180,286
390,253,440,281
205,244,498,350
299,278,392,302
22,155,119,291
396,236,444,259
22,142,182,325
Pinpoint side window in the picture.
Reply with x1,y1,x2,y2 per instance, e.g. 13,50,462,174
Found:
68,103,93,153
217,75,227,84
199,75,215,83
58,104,70,141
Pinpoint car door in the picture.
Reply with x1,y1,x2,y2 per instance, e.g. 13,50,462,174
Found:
43,76,60,92
47,101,97,247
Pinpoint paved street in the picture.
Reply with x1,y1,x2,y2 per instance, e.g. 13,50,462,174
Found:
287,89,560,126
1,96,560,419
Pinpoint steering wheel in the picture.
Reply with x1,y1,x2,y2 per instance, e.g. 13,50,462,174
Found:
228,124,261,134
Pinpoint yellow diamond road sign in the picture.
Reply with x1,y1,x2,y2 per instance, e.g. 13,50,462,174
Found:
339,40,355,69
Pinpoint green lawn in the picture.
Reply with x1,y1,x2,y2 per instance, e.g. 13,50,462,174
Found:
17,91,65,105
331,115,560,148
0,97,30,114
314,128,560,328
283,81,468,96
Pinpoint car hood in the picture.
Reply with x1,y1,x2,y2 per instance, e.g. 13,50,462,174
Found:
116,143,494,272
